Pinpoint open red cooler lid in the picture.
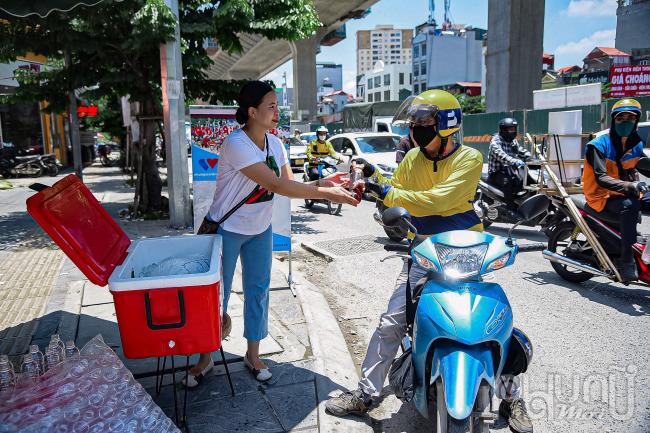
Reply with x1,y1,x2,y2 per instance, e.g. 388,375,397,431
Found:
26,174,131,286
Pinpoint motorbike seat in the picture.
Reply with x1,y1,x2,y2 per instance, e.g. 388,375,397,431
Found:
479,179,505,200
571,194,629,226
15,155,39,162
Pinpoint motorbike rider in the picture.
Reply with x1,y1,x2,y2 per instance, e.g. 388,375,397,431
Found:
488,118,531,207
325,90,534,433
583,98,649,282
305,126,341,181
395,135,416,164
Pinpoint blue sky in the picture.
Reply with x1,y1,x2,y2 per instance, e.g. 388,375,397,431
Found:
263,0,618,93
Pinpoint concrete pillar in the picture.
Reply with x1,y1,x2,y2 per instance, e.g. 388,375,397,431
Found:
486,0,545,112
290,35,320,122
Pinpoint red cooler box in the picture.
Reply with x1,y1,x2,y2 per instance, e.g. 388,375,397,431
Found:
26,175,222,359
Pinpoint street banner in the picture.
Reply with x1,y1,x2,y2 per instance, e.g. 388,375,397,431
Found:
190,105,291,252
609,65,650,98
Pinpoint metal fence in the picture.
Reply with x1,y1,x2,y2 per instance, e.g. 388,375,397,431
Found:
461,95,650,159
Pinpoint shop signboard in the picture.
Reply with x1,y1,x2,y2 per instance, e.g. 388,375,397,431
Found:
610,65,650,97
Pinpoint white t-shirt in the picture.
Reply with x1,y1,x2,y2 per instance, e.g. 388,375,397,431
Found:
207,129,288,235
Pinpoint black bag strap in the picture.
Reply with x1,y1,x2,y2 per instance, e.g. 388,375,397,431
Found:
214,134,271,226
405,258,416,336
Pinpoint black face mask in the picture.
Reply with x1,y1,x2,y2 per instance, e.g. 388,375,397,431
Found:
412,125,438,149
500,131,517,142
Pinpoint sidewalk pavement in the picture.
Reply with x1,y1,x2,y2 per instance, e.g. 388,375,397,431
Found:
1,165,373,433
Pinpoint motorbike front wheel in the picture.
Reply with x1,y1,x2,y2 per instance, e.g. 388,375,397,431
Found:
432,380,476,433
304,199,314,209
45,162,59,177
547,221,594,283
327,201,342,215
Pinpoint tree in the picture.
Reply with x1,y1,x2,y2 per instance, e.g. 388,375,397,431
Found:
457,94,486,114
0,0,321,214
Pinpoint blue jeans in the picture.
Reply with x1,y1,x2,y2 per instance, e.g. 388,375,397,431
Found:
218,225,272,341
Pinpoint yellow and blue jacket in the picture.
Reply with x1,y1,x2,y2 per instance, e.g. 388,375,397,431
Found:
583,133,644,212
307,139,338,163
374,144,484,236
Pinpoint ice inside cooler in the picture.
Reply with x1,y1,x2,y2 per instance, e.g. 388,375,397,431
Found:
109,234,222,291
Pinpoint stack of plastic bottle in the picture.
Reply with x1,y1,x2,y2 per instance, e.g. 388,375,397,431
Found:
0,334,180,433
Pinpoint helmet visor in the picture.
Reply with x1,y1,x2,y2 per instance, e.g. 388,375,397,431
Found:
406,104,438,127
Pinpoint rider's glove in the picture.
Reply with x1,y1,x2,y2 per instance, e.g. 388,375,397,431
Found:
522,151,532,162
365,179,392,201
351,158,376,178
634,181,649,195
515,160,526,168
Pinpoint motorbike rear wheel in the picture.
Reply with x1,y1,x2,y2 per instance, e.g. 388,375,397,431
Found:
548,221,594,283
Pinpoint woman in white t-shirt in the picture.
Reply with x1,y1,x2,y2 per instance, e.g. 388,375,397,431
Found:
186,81,358,386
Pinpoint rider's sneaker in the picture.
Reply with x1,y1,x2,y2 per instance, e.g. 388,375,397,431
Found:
499,398,533,433
618,259,638,283
325,389,371,417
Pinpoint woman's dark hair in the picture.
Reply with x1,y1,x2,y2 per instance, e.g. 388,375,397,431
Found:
235,80,275,125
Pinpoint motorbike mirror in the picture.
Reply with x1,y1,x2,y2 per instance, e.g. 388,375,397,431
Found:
382,206,411,228
517,194,550,222
636,157,650,178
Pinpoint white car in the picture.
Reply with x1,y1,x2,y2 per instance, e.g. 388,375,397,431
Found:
287,137,308,171
328,132,400,178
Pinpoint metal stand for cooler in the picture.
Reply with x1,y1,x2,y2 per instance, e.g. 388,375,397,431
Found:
154,347,235,430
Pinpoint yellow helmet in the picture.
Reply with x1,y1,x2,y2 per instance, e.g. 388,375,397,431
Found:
392,89,462,137
611,98,642,119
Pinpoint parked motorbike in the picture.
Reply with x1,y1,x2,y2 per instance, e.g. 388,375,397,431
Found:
542,157,650,285
96,142,121,167
381,194,548,433
0,149,59,178
302,156,343,215
475,165,556,232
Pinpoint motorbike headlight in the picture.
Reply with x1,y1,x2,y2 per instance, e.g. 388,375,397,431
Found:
435,243,488,279
485,252,511,272
414,251,438,271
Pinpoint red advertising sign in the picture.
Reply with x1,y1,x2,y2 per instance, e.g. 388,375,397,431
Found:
609,65,650,97
77,105,98,118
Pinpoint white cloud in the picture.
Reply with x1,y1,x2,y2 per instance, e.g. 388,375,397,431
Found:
343,69,357,95
563,0,618,17
555,28,616,56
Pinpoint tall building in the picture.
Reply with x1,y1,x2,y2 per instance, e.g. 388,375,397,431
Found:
616,0,650,65
412,24,485,95
356,25,413,77
358,61,412,103
316,62,343,93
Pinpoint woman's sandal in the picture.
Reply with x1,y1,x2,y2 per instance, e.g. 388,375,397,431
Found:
182,357,214,388
243,353,272,382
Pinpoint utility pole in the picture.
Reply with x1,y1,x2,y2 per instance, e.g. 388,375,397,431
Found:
64,49,83,180
282,71,288,107
160,0,191,228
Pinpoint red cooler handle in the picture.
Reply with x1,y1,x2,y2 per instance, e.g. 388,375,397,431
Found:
144,291,186,330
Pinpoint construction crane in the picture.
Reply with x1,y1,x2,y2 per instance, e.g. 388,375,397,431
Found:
428,0,453,30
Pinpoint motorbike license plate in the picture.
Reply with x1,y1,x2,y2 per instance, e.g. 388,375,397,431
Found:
295,159,304,165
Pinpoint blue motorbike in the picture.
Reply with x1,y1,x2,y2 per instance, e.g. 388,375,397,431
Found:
381,194,548,433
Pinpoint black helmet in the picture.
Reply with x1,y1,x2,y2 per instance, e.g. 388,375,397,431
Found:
498,118,518,142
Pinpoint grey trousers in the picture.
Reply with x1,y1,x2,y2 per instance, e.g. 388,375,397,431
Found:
357,261,520,401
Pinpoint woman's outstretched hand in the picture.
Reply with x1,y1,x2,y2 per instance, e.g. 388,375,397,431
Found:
325,186,360,206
